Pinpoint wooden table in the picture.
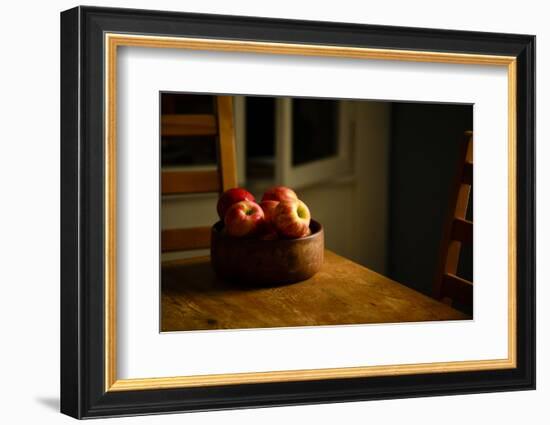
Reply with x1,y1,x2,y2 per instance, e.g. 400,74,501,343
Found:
161,250,469,332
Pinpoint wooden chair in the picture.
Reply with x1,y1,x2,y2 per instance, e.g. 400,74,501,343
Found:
433,131,473,310
161,96,238,253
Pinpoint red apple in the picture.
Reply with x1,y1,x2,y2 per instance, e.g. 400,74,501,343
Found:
273,200,311,239
259,230,279,240
258,199,280,239
224,200,265,237
217,188,255,220
261,186,298,203
260,200,279,224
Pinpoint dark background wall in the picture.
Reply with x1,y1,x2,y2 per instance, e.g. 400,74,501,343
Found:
388,103,473,296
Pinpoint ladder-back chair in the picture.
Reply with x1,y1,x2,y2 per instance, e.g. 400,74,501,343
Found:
161,96,238,253
433,131,473,311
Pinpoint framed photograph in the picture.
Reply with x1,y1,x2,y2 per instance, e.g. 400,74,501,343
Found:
60,6,535,419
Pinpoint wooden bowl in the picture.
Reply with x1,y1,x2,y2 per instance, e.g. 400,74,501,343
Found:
210,220,324,286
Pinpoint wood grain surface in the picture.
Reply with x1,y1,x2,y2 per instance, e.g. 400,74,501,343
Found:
161,250,469,332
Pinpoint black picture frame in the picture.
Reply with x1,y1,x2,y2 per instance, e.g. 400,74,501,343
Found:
61,5,535,419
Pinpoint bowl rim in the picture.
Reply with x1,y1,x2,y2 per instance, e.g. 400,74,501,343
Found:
212,219,323,242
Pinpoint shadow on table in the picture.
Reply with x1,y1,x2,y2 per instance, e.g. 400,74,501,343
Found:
162,257,299,295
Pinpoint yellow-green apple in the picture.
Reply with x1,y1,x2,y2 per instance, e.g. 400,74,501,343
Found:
217,188,255,220
273,200,311,238
224,200,265,237
261,186,298,203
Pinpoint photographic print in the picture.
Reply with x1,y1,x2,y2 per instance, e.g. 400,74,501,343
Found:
61,6,534,418
160,93,474,332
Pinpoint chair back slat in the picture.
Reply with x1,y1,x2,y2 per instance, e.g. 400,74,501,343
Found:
161,95,238,254
161,114,217,136
162,227,211,252
161,170,220,195
433,131,473,310
451,218,473,245
441,273,473,306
